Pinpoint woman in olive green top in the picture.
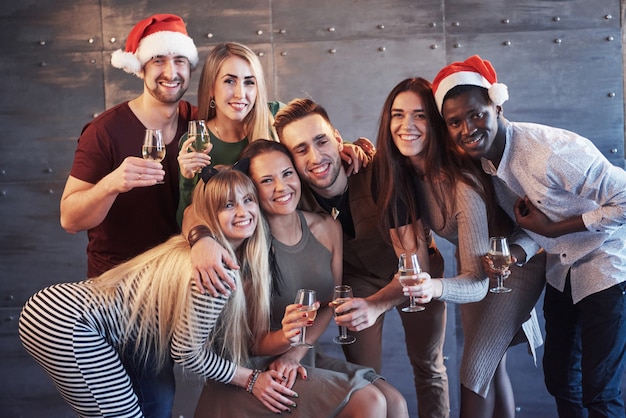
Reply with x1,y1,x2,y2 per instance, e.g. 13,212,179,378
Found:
176,42,280,225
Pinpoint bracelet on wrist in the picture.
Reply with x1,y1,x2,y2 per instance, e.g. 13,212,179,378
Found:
187,225,215,248
246,369,262,394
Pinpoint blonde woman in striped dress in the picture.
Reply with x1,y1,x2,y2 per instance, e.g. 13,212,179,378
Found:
19,169,299,417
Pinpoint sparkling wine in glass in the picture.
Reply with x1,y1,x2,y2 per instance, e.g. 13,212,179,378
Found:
331,285,356,345
398,253,425,312
188,120,210,174
291,289,317,348
487,236,513,293
142,129,165,184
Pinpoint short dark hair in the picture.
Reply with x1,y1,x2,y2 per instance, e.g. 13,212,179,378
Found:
273,98,333,141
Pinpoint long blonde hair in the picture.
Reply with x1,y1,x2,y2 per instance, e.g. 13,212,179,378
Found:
197,42,277,142
90,169,272,369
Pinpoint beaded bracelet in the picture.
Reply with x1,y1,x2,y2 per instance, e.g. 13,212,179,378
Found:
246,369,262,394
187,225,215,248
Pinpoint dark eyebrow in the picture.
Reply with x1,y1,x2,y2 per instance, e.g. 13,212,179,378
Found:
222,73,256,80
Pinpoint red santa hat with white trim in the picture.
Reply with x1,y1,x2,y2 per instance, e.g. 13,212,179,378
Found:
111,13,199,77
432,55,509,114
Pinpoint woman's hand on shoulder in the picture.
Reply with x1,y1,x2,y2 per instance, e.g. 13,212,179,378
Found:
340,137,375,176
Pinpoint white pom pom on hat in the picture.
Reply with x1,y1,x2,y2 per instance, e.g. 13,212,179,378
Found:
110,13,199,77
432,55,509,114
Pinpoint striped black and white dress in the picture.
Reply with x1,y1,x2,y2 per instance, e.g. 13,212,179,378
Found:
19,278,235,418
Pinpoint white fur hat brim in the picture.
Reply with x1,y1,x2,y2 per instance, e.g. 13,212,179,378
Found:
111,30,199,77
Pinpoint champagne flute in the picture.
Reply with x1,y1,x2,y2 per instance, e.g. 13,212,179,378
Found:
398,253,425,312
291,289,317,348
331,285,356,345
487,236,513,293
142,129,166,184
188,120,210,174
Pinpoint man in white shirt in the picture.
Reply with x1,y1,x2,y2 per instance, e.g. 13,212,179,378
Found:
433,55,626,418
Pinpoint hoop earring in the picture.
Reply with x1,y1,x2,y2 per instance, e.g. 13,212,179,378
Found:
209,98,216,109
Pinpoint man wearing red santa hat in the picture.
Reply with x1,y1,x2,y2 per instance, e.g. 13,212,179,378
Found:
59,14,198,417
433,55,626,418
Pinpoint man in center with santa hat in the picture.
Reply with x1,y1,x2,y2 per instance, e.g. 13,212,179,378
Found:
59,14,199,417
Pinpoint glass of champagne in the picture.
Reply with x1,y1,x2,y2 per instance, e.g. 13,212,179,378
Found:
188,120,210,174
142,129,166,184
331,285,356,345
487,236,513,293
291,289,317,348
398,253,425,312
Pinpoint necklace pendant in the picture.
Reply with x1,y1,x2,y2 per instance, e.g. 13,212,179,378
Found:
331,207,340,220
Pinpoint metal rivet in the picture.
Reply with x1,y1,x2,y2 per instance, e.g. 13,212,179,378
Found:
44,168,52,174
502,19,510,24
110,37,116,43
0,169,5,175
378,46,386,52
1,190,6,197
553,16,560,22
554,38,562,44
40,62,47,67
39,40,46,46
206,33,214,38
93,113,99,118
430,44,438,50
606,36,614,41
257,51,265,57
279,28,286,34
90,59,96,64
48,189,54,194
503,40,512,46
611,148,618,154
329,48,337,54
328,27,336,32
452,21,460,27
605,14,613,20
377,24,385,30
608,92,616,97
256,29,263,35
453,42,462,48
429,22,437,28
88,38,94,44
8,295,14,300
280,51,287,56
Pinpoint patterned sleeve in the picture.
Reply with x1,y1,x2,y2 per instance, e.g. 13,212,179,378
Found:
170,272,237,384
439,182,489,303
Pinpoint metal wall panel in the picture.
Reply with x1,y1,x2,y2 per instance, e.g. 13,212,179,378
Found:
0,0,103,53
0,51,105,183
100,0,272,49
445,0,619,33
274,37,446,142
271,0,443,42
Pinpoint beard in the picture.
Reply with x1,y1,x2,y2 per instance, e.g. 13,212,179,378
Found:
147,78,188,104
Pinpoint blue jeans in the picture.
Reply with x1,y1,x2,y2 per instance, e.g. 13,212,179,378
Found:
543,276,626,418
122,345,176,418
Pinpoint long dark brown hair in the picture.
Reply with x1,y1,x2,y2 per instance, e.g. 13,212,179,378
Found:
375,78,496,243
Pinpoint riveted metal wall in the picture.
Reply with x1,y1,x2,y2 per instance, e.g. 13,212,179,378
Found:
0,0,623,417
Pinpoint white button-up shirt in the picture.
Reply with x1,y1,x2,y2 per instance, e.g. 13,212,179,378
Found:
481,120,626,303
